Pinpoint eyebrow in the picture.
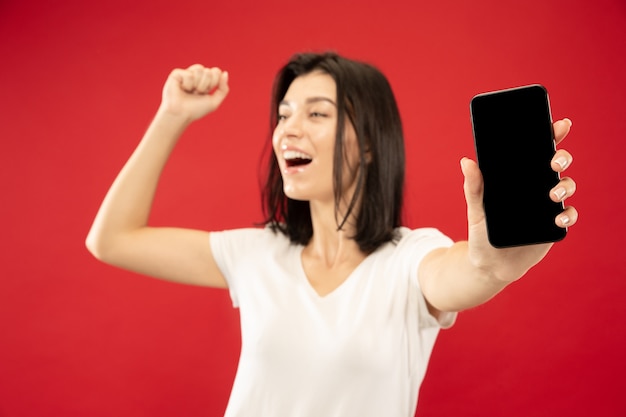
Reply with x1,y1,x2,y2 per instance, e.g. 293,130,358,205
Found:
279,97,337,107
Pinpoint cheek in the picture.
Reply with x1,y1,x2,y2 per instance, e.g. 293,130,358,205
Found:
272,128,283,153
272,128,279,146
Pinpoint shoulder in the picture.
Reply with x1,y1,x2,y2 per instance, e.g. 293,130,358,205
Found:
363,227,453,275
210,226,289,240
369,227,454,278
210,226,292,252
210,226,272,240
394,227,454,252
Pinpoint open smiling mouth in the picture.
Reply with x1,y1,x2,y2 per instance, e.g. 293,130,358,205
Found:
284,150,313,168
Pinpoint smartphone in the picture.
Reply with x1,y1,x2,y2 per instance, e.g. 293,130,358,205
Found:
470,84,565,248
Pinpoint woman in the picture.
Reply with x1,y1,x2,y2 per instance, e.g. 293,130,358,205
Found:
86,52,578,416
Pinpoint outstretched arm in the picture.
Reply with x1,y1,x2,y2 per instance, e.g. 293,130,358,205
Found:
86,65,230,287
419,118,578,313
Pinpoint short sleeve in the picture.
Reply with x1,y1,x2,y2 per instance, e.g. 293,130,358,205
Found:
210,228,269,308
395,227,457,329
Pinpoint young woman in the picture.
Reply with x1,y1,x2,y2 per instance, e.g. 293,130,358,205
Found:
86,52,578,416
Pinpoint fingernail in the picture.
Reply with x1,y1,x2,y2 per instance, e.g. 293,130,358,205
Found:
560,215,570,226
555,156,568,169
553,187,567,201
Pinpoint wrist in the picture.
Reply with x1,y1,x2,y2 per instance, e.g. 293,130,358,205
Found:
467,247,525,284
154,106,194,130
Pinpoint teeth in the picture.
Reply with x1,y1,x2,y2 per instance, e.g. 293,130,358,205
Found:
283,150,312,161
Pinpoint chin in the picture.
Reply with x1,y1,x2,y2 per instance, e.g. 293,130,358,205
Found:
283,182,333,203
283,188,310,202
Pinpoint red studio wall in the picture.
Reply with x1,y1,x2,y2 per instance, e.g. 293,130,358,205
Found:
1,0,625,416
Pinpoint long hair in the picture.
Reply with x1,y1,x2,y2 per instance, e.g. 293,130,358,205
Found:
261,52,405,254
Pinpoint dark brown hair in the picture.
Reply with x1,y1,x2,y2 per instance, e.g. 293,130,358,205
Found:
261,52,405,254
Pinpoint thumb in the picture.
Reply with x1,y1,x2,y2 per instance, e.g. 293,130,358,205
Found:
461,157,485,225
212,71,230,103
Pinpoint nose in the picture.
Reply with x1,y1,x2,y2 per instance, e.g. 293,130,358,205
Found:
282,112,304,138
273,113,304,148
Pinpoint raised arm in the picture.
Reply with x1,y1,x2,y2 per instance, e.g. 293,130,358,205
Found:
419,118,579,313
86,65,230,287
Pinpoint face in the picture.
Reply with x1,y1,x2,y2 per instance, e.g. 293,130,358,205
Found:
272,71,361,206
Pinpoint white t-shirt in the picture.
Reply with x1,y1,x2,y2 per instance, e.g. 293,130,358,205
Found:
210,226,456,417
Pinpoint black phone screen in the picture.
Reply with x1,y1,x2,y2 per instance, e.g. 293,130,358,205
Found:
470,84,566,248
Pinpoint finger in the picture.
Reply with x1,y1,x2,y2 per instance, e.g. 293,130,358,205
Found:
208,67,222,91
461,157,485,225
196,67,216,94
190,65,206,93
169,68,186,88
172,68,196,93
553,118,572,146
550,176,576,202
211,70,230,104
556,205,578,228
551,149,573,172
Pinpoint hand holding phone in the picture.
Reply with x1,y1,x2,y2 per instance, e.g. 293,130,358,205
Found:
470,85,566,248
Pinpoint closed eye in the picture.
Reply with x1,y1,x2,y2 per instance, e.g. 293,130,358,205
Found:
310,112,327,118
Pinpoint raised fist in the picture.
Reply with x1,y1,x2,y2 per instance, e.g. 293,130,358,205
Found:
160,64,230,122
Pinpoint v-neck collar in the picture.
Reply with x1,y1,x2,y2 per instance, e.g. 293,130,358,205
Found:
294,245,375,301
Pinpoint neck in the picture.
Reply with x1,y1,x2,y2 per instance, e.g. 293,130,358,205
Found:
306,199,363,268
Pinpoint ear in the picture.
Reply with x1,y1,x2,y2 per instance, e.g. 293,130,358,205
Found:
364,142,373,164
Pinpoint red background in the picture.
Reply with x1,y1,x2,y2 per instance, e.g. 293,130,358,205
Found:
1,0,625,416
